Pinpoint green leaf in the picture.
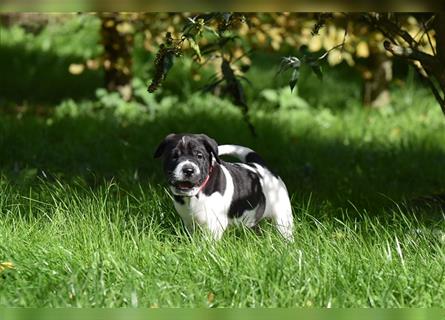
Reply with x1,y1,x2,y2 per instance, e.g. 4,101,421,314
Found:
276,56,300,77
188,38,202,61
148,48,176,93
204,26,220,38
289,69,299,92
182,16,198,38
311,64,323,81
163,52,174,74
183,16,205,39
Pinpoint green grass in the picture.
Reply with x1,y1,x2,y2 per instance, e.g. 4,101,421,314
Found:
1,86,445,307
0,181,444,307
1,17,445,307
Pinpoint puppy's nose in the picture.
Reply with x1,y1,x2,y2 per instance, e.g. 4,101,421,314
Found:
182,167,195,177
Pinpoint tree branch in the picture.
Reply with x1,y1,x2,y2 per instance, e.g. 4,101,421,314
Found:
384,40,445,115
412,63,445,115
373,14,417,47
383,40,437,66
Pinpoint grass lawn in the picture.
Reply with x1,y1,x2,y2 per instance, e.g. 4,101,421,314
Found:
1,84,445,307
1,16,445,307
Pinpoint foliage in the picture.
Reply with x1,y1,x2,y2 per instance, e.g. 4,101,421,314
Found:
55,78,178,123
0,14,102,59
275,48,332,92
146,13,259,134
141,13,441,120
260,87,310,110
2,13,442,113
172,15,432,75
147,32,183,93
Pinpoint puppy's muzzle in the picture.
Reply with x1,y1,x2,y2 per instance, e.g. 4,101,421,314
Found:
182,165,195,178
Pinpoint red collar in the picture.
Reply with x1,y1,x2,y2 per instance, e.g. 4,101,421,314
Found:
198,165,213,192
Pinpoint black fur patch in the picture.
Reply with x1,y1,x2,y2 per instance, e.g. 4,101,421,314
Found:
245,152,278,178
245,152,267,166
202,164,226,196
225,162,266,220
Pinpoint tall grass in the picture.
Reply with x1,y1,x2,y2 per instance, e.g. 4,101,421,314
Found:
1,86,445,306
1,179,444,307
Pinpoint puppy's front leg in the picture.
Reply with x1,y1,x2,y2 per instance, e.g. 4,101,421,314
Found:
182,217,226,241
208,226,225,241
206,213,229,241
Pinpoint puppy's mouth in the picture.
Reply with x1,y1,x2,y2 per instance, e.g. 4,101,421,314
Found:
174,181,196,190
170,180,200,197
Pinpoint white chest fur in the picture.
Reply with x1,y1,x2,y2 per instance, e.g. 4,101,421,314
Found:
173,165,234,240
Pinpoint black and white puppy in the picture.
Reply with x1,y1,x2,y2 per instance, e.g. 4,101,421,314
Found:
154,133,294,241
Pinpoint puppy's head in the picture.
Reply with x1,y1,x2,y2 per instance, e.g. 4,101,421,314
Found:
154,133,220,196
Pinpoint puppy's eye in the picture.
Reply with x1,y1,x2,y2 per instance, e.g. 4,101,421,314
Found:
196,152,203,159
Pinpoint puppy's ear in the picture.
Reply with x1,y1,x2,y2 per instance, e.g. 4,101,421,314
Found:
153,133,177,159
198,134,220,164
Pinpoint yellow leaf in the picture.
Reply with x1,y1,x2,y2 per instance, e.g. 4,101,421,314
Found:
104,59,111,69
374,32,384,41
407,16,418,26
238,23,249,36
0,261,15,272
342,52,355,66
86,59,100,70
271,40,281,51
104,20,114,28
69,63,85,75
285,36,296,47
116,22,134,34
256,31,267,45
337,28,346,41
356,41,369,58
322,35,336,50
207,292,215,303
276,15,286,26
308,37,322,52
327,50,342,66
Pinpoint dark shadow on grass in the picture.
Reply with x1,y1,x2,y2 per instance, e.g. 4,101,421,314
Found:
0,44,103,106
1,107,445,223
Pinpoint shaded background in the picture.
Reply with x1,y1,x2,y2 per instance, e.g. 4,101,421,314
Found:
0,12,444,215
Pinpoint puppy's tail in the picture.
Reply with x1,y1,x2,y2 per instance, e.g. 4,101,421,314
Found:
218,144,266,166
